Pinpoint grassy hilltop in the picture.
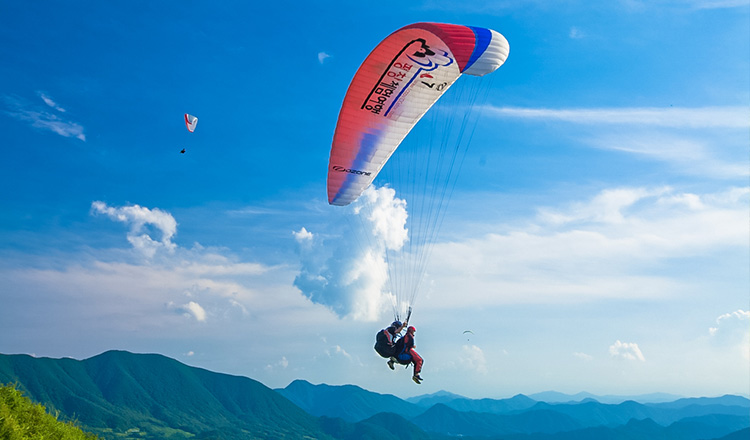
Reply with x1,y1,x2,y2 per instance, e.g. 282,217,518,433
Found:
1,383,98,440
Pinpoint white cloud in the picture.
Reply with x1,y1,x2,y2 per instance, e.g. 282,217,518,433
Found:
484,105,748,180
318,52,331,64
485,106,749,128
293,227,313,243
589,133,749,179
3,94,85,141
265,356,289,371
356,186,409,251
92,201,178,258
709,309,750,336
183,301,206,321
426,186,748,307
334,345,352,360
609,340,645,361
166,300,207,321
38,92,66,112
293,186,406,321
574,352,594,361
462,345,488,374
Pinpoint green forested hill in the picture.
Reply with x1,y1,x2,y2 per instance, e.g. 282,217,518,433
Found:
0,383,98,440
0,350,333,440
2,351,746,440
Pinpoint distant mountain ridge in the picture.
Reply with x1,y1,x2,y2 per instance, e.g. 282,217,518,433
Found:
527,390,684,404
1,350,748,440
278,381,749,439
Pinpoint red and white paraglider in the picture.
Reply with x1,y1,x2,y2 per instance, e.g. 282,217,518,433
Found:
327,23,510,321
184,114,198,133
182,113,198,153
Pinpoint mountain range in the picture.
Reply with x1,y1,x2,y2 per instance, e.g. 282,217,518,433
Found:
1,350,747,440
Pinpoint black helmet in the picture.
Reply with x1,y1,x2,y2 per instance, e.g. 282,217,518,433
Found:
391,320,402,328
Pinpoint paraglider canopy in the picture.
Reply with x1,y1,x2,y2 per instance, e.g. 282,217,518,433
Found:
184,114,198,133
326,22,510,322
327,22,509,206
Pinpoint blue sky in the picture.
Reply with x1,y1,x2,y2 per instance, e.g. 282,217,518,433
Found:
1,1,748,399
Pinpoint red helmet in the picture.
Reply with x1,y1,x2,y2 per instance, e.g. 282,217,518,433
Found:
407,326,416,333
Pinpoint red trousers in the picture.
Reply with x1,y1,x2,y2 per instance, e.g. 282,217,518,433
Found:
408,348,423,375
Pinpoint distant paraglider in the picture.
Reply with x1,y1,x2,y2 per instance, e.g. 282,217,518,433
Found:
184,114,198,133
182,113,198,153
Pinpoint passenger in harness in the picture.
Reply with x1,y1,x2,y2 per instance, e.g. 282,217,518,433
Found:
374,320,407,365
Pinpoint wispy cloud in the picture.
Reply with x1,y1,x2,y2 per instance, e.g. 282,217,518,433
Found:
265,356,289,371
226,206,286,216
609,340,645,361
2,93,86,141
569,27,585,39
38,92,66,112
422,0,750,13
317,51,331,64
427,186,749,307
485,106,749,128
484,105,748,179
590,132,748,179
681,0,750,10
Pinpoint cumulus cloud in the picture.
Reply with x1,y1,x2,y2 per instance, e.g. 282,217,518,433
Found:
462,345,488,374
167,301,207,321
293,227,313,243
183,301,207,321
709,309,750,336
609,340,645,361
318,52,331,64
293,186,407,321
2,93,85,141
92,201,178,258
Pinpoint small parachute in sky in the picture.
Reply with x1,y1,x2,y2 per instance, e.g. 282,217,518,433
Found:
463,330,474,341
184,114,198,133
